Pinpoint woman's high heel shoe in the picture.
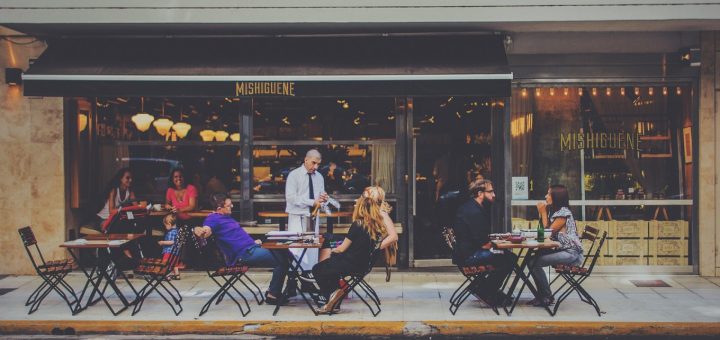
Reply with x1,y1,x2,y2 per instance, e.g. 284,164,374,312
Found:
317,289,344,314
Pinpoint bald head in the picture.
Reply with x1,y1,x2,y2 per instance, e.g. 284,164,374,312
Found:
303,149,322,173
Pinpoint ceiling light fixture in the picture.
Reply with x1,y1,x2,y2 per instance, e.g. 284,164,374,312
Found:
214,130,229,142
153,101,174,137
199,129,216,142
131,97,154,132
172,106,191,139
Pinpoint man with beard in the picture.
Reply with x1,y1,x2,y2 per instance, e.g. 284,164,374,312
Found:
452,179,516,306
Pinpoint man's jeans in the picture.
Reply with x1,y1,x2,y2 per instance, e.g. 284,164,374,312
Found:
464,249,517,297
529,249,583,298
241,244,289,296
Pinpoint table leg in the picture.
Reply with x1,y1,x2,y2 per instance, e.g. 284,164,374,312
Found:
268,248,318,316
504,249,553,316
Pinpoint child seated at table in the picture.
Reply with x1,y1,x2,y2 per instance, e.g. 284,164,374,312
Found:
158,213,182,280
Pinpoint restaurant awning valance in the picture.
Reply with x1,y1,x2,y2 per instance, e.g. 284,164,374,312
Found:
23,35,512,97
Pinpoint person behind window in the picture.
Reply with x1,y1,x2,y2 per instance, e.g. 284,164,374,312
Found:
194,193,289,305
165,168,198,220
311,194,389,314
529,184,584,307
452,179,516,307
94,167,136,231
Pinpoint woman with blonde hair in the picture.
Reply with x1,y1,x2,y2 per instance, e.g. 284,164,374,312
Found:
362,186,399,273
312,193,389,314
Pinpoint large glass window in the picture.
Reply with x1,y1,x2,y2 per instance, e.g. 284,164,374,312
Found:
68,97,241,217
511,85,694,267
251,97,398,226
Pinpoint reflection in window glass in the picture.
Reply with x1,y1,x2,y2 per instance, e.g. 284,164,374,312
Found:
253,97,396,141
511,86,694,266
252,143,395,196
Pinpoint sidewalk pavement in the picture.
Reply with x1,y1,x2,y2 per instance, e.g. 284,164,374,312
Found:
1,271,719,337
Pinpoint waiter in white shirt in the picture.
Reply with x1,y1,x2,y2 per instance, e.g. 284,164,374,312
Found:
285,149,328,272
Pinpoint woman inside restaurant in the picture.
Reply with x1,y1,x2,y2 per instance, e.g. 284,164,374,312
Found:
165,168,198,220
311,191,389,314
529,184,584,307
94,167,136,231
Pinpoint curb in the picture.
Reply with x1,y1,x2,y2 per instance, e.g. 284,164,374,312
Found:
2,320,720,336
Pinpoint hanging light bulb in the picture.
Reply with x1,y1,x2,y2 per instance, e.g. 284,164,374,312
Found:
563,88,569,96
535,88,541,97
153,101,174,136
634,87,640,96
172,122,191,139
199,129,216,142
549,88,555,96
521,88,527,97
606,88,612,96
578,88,583,96
131,97,154,132
676,86,682,95
592,88,598,96
230,133,240,142
78,112,88,132
620,87,626,96
172,106,191,139
153,118,173,136
662,86,668,96
648,87,654,96
214,130,229,142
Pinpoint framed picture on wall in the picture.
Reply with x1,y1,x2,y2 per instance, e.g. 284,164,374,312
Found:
683,126,693,164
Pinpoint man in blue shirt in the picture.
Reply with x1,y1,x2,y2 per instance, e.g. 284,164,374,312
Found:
194,193,289,305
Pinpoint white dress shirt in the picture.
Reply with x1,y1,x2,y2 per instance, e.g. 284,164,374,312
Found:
285,165,325,216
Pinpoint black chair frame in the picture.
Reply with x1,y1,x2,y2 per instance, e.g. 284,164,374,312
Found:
131,225,189,316
549,225,608,316
323,244,383,317
192,233,265,317
442,227,499,316
18,226,80,315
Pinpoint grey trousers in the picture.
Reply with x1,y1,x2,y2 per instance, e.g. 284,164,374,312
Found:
529,249,583,298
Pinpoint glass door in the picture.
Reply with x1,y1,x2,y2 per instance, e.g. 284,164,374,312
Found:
410,96,497,264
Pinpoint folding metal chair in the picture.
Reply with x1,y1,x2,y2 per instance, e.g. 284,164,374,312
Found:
324,244,383,317
442,227,498,315
549,225,608,316
131,225,189,316
192,233,265,317
18,226,80,314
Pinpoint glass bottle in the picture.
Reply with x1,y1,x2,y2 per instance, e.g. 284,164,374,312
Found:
537,216,545,242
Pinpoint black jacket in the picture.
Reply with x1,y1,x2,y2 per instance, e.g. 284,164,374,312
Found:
452,199,491,263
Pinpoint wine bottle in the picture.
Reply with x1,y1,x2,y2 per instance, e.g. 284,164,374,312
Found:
537,216,545,242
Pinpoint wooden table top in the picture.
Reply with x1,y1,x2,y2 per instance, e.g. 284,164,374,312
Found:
492,239,560,249
61,234,144,249
83,233,145,240
257,211,352,218
149,210,214,218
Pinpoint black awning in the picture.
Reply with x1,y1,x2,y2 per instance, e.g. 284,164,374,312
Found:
23,35,511,97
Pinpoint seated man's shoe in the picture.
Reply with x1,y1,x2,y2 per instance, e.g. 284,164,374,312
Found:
300,281,320,294
528,296,554,307
265,292,288,305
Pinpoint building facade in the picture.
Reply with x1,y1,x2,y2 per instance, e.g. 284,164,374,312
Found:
1,1,719,275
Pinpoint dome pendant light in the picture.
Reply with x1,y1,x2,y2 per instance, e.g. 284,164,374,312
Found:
172,106,192,139
131,97,155,132
153,101,174,137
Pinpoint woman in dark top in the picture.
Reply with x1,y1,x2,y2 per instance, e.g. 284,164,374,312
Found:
311,194,388,314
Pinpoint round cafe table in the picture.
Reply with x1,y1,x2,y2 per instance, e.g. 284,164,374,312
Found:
256,211,352,232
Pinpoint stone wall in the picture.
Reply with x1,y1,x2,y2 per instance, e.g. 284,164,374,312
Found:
0,28,65,274
699,32,720,276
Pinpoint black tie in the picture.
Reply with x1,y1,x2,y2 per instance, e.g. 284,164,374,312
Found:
308,173,315,214
308,173,315,199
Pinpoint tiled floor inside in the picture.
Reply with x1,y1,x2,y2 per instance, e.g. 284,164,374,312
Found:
1,271,719,322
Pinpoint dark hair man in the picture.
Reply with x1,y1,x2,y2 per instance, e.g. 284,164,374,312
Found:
452,179,516,306
194,193,289,305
